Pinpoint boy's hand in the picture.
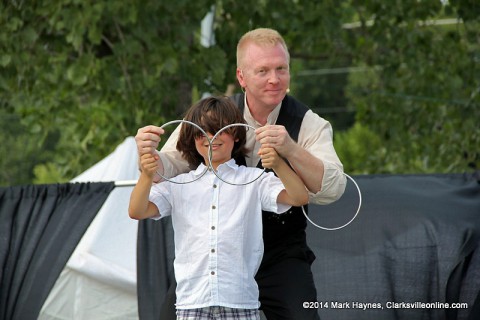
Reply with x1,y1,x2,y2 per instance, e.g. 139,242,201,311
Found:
259,147,281,169
140,154,159,178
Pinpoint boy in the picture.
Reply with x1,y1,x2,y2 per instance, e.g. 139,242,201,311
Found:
129,96,308,320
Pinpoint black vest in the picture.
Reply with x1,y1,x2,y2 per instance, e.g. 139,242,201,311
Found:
231,93,310,250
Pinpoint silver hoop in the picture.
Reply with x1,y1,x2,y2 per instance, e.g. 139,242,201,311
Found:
303,173,362,231
156,120,210,184
209,123,266,186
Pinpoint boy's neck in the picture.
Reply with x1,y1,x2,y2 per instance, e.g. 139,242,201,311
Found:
205,158,233,171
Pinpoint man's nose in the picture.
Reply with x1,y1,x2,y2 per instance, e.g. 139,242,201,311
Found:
268,71,280,84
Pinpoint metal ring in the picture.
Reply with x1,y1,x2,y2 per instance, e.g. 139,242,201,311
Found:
209,123,265,186
155,120,210,184
302,173,362,231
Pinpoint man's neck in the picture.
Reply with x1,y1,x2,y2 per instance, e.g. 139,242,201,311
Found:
246,100,277,126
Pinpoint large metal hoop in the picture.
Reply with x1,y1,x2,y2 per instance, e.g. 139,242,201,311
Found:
155,120,210,184
303,173,362,231
209,123,266,186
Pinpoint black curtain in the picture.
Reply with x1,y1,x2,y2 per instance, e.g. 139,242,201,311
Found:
136,173,480,320
137,217,175,320
0,182,114,320
308,173,480,320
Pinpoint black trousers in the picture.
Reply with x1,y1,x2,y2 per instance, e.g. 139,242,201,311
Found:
159,253,320,320
255,256,320,320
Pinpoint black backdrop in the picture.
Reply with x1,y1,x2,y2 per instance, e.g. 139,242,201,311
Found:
137,173,480,320
0,174,479,320
307,174,480,320
0,182,114,320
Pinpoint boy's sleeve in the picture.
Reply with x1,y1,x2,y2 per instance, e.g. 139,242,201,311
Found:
259,172,291,214
148,183,173,220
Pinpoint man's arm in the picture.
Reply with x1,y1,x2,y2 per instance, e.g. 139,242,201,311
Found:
135,124,190,183
255,113,346,204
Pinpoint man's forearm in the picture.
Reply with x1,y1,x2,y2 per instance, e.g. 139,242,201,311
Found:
286,144,325,194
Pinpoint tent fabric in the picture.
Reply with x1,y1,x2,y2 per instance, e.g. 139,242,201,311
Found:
0,182,114,320
40,136,141,320
39,186,140,320
137,172,480,320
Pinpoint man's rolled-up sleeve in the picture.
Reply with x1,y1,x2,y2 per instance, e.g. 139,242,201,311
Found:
299,110,347,205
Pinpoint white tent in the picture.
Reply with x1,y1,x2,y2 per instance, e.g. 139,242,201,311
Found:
39,137,141,320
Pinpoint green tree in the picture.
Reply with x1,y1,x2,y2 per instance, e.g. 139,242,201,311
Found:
0,0,353,185
0,0,227,184
1,0,478,186
343,0,479,173
334,122,385,175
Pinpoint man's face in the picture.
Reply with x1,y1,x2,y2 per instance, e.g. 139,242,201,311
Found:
237,42,290,111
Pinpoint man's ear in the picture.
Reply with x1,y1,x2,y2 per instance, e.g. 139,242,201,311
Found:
236,68,246,88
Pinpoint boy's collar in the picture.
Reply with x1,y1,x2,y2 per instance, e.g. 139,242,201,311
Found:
193,159,237,175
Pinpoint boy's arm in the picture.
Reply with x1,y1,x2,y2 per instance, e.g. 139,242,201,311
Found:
129,155,160,220
259,147,309,207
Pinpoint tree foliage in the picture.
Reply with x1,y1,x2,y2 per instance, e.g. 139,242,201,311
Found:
1,0,226,184
0,0,478,185
342,0,480,174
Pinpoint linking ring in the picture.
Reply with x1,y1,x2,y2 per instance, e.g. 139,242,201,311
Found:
209,123,265,186
303,173,362,231
155,120,210,184
155,120,360,228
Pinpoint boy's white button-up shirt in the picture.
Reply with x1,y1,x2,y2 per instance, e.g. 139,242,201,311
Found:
149,159,290,309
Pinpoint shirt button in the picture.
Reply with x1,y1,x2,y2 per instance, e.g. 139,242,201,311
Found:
211,249,215,253
211,271,215,275
213,184,217,188
212,205,216,209
211,226,215,230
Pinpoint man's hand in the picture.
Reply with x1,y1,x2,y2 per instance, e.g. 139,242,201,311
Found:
259,147,282,170
255,125,296,158
135,125,164,160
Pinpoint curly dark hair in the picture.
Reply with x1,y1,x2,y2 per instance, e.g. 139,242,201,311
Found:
176,96,249,168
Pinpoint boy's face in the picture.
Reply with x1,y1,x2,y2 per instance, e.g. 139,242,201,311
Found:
195,131,236,170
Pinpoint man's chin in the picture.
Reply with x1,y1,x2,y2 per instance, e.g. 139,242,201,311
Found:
264,94,285,106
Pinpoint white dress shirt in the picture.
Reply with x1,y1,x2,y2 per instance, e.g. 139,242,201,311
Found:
149,159,290,309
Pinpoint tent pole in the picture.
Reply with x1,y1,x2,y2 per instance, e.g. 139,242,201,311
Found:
114,180,138,187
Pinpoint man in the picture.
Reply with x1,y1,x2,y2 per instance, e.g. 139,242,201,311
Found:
135,28,346,319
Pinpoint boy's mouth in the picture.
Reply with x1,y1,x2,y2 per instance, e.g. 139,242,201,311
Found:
205,143,222,148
